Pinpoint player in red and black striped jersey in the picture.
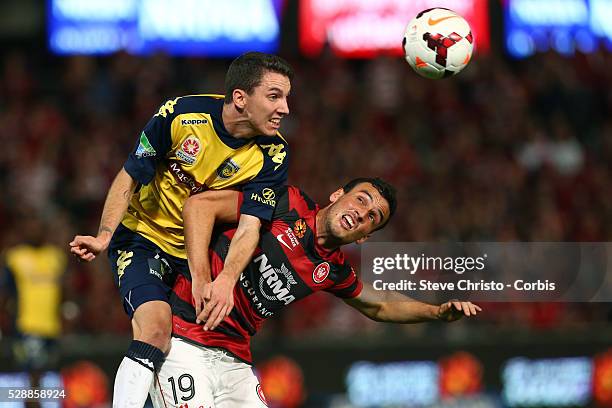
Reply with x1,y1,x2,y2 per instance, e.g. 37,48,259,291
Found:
172,182,368,363
149,178,481,408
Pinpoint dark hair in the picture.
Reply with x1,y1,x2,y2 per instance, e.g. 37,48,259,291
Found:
342,177,397,230
224,52,294,104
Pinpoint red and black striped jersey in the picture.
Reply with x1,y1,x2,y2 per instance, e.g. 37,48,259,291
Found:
170,186,363,363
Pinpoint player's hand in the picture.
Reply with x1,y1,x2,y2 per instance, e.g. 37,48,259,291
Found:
437,300,482,322
200,273,235,331
69,235,110,262
192,278,212,324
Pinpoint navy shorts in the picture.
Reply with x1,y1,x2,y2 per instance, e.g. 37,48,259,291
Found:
108,224,189,317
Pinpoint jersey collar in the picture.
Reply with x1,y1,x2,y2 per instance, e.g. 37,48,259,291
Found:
211,98,258,149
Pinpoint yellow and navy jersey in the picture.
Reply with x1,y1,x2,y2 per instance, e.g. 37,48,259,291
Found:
4,245,66,338
122,94,289,258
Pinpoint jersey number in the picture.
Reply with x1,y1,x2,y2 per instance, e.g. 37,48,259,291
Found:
168,374,195,403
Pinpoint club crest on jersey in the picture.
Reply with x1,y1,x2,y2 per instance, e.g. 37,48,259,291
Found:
256,384,268,406
177,136,201,165
293,219,307,238
216,158,241,179
313,262,330,284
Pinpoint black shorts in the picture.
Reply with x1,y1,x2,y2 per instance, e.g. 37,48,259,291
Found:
13,333,59,371
108,224,189,317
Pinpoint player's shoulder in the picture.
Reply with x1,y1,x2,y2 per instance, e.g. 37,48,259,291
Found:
255,133,290,175
4,245,29,263
255,131,289,146
273,185,317,218
286,186,316,210
171,94,225,116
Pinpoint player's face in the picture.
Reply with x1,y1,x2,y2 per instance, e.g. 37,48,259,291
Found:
324,183,391,245
243,71,291,136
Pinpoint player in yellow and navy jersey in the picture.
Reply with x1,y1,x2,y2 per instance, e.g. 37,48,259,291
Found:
3,217,66,372
69,52,293,407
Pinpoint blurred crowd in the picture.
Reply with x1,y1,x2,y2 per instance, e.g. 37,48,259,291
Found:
0,49,610,338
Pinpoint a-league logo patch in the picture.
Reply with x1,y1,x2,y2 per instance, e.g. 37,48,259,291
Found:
256,384,268,406
313,262,330,284
177,136,201,165
135,132,156,158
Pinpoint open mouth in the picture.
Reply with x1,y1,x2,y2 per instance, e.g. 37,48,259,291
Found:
269,118,281,128
341,214,355,230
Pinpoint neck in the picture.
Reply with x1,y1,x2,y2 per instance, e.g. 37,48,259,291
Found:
315,207,342,251
222,103,259,139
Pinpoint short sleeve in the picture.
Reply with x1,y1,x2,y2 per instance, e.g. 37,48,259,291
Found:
239,137,289,221
123,98,177,185
325,264,363,299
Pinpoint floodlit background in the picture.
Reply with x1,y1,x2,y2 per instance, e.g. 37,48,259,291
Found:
0,0,611,407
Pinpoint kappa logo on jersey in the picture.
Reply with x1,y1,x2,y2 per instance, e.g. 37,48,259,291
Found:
313,262,330,284
177,136,201,165
154,97,180,118
116,250,134,286
255,254,296,306
256,384,268,406
293,219,307,238
135,132,156,158
276,227,299,251
180,118,208,126
260,143,287,171
216,158,241,179
251,188,276,207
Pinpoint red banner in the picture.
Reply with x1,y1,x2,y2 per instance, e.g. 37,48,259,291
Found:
299,0,489,58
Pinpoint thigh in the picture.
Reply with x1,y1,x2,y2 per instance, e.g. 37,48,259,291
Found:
150,338,215,408
131,299,171,337
109,228,174,317
215,362,268,408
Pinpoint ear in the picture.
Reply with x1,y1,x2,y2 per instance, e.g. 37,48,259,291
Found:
232,89,247,110
329,188,344,204
356,234,370,245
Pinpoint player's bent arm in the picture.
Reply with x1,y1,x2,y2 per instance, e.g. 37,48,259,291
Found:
217,214,261,283
198,215,260,327
97,168,138,242
344,284,482,323
183,190,240,281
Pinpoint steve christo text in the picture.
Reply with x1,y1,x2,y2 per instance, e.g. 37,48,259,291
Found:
372,279,556,292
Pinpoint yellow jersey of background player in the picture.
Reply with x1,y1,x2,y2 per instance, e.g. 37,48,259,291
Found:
122,94,288,258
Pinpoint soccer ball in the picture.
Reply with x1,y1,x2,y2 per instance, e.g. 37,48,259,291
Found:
402,8,474,79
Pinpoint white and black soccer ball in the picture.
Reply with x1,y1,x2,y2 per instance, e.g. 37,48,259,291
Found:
403,8,474,79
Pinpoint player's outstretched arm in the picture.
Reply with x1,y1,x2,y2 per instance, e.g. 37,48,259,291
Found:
183,189,240,324
344,284,482,323
69,168,137,262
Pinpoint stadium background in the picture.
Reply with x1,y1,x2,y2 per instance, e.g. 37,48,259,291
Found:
0,0,611,407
